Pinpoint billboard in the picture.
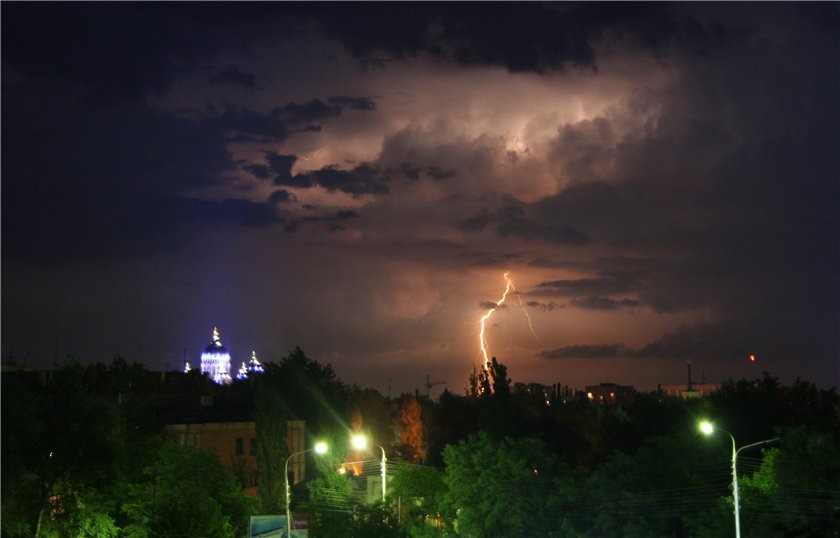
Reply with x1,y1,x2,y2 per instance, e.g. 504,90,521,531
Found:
249,515,286,538
249,514,308,538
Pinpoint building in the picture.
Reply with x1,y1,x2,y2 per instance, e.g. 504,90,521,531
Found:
660,383,721,398
585,383,636,405
236,350,266,381
200,327,233,384
159,393,307,496
659,359,720,398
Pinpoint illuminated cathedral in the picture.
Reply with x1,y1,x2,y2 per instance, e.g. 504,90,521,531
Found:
236,350,265,380
190,327,265,384
200,327,233,384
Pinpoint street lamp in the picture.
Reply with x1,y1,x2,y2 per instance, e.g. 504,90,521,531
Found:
351,434,387,502
285,441,328,538
698,421,779,538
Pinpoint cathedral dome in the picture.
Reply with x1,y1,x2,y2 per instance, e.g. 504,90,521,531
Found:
200,327,232,384
204,340,228,354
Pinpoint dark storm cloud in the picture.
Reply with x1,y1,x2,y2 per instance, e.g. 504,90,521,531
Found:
479,301,500,310
570,296,641,311
526,300,563,312
289,164,390,196
266,152,299,184
454,206,590,245
2,41,379,262
268,190,297,204
539,321,803,363
633,324,748,360
457,250,529,269
209,66,258,89
286,209,360,233
213,97,376,143
278,99,341,123
387,163,456,181
212,103,327,142
244,164,272,180
539,344,629,360
1,76,294,263
328,96,377,111
299,2,738,72
534,271,645,297
212,106,294,141
426,166,456,180
0,3,288,103
302,209,360,223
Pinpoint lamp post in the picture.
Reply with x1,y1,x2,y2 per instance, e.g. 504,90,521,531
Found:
351,434,387,502
285,441,328,538
699,421,779,538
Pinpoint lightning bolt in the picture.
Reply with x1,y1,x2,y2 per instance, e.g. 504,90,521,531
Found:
478,271,540,374
512,281,539,341
479,271,515,371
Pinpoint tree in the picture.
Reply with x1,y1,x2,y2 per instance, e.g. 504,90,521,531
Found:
441,431,561,537
581,431,721,538
254,369,288,514
254,347,350,513
691,426,840,538
467,358,516,439
121,440,254,538
304,436,354,538
1,371,44,536
277,346,349,433
396,395,425,463
424,390,478,467
347,501,405,538
349,386,393,450
31,361,123,538
389,464,446,537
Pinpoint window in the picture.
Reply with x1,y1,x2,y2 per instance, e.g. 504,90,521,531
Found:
235,437,244,455
250,437,257,456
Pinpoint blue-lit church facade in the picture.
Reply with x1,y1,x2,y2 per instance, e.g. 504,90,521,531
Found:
195,327,265,384
200,327,233,384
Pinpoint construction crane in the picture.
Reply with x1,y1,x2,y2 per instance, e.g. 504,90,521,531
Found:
425,374,447,397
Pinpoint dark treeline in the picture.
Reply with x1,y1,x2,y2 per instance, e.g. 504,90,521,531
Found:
2,351,838,537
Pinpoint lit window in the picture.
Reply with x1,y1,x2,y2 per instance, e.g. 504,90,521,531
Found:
587,392,593,399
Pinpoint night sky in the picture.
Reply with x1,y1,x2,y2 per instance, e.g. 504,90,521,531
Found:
3,3,838,394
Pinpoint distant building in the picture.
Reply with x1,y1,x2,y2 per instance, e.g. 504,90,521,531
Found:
513,382,576,406
199,329,265,384
154,393,306,496
200,327,232,384
236,350,266,381
585,383,635,405
660,383,720,398
660,359,720,398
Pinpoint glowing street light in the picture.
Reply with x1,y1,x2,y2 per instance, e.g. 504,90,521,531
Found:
285,441,328,538
350,434,387,502
698,421,779,538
